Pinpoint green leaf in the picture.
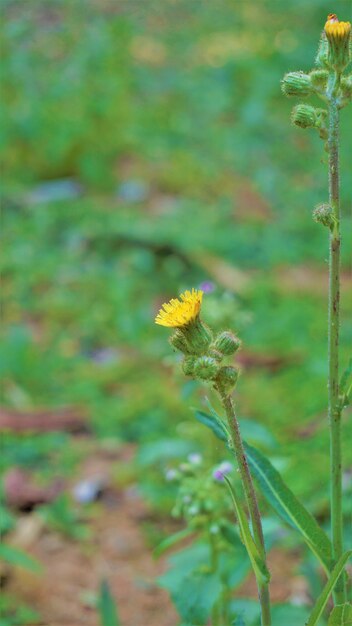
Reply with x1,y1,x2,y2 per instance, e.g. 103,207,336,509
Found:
328,603,352,625
98,580,120,626
154,528,194,557
0,544,42,573
194,410,228,443
165,569,222,625
223,476,270,585
306,551,352,626
244,442,333,571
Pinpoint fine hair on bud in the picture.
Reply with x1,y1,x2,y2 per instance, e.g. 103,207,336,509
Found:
183,318,213,355
169,329,191,354
291,104,327,131
313,203,335,229
193,356,220,381
309,69,328,92
182,356,197,376
281,71,312,97
213,331,241,356
217,366,239,393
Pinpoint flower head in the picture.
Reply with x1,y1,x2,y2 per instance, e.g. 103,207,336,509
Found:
325,17,351,41
155,289,203,328
324,15,351,70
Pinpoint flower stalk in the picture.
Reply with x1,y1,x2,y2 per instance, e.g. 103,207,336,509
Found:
215,382,271,626
327,69,344,604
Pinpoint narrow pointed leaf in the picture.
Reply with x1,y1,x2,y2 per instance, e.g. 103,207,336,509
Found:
194,410,228,443
223,475,270,585
327,603,352,625
155,528,194,557
98,580,120,626
244,442,333,571
306,551,352,626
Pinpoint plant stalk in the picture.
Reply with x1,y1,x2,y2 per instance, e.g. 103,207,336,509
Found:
327,71,345,604
216,384,271,626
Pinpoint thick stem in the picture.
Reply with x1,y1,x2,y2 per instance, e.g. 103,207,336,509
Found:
327,74,345,604
216,384,271,626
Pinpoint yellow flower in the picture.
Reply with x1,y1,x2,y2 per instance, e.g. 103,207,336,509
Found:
155,289,203,327
324,17,351,42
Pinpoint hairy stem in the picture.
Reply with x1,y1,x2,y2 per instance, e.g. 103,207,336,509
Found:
327,72,345,604
216,384,271,626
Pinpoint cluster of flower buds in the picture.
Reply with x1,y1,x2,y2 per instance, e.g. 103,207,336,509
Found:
155,289,241,393
281,14,351,137
172,326,241,392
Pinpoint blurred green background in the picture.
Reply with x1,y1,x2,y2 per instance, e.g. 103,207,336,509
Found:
0,0,351,621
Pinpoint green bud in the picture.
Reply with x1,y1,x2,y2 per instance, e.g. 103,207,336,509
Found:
291,104,327,132
213,331,241,356
291,104,317,128
193,356,220,381
182,356,197,376
183,318,213,355
208,348,224,362
217,366,239,393
169,329,190,354
313,203,335,229
309,69,328,92
281,72,312,97
338,74,352,108
315,36,330,69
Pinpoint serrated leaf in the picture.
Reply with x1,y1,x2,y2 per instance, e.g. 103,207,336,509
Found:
244,443,333,572
0,544,42,573
223,475,270,585
328,603,352,625
154,528,194,557
98,580,120,626
306,551,352,626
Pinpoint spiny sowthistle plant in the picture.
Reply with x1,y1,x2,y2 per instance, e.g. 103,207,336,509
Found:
155,13,351,626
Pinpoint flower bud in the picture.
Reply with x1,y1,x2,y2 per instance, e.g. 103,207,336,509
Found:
208,348,224,362
217,366,239,393
291,104,327,132
315,36,330,69
183,318,213,355
309,69,328,92
281,72,312,97
169,329,190,354
291,104,317,128
213,331,241,356
313,203,335,229
193,356,219,381
182,356,197,376
324,17,351,71
339,74,352,107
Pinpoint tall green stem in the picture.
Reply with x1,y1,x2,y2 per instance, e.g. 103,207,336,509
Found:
327,71,345,604
216,384,271,626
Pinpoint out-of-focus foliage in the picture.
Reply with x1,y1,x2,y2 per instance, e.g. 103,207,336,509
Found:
0,3,351,620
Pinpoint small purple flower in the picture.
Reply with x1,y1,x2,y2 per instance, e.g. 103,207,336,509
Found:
213,461,233,482
213,469,225,482
199,281,215,294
